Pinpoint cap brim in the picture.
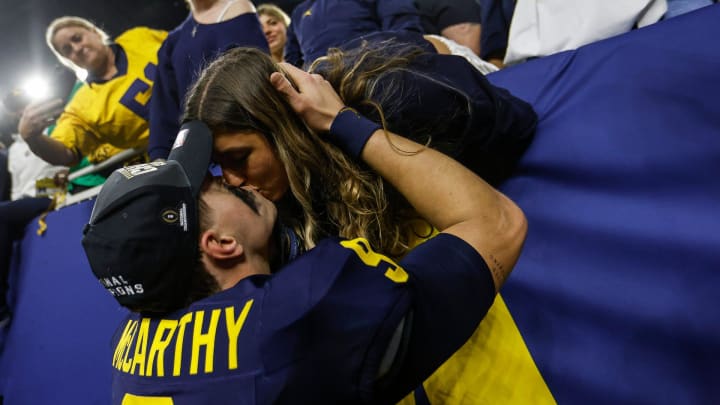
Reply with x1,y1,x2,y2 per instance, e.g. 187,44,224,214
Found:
168,120,214,197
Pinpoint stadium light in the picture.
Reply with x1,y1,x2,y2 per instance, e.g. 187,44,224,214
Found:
20,74,51,101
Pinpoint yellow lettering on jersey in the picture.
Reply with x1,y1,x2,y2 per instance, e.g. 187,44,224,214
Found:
226,299,254,370
172,312,193,376
341,238,408,283
146,319,178,377
122,392,174,404
133,79,153,106
383,261,409,283
113,320,136,370
130,318,151,376
189,309,221,375
122,320,139,373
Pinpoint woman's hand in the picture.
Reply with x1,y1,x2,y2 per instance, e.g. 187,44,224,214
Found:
18,98,64,141
270,63,344,133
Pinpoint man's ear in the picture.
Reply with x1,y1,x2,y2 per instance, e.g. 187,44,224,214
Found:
199,229,244,260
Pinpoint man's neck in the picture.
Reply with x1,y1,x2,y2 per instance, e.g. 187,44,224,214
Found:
211,253,272,291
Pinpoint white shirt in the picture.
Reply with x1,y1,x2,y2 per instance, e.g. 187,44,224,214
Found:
504,0,668,65
7,134,67,200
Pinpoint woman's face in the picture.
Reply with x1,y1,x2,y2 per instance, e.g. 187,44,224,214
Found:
52,26,108,73
259,14,287,58
213,130,290,202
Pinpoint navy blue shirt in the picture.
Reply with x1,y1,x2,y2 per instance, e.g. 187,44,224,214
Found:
148,12,269,160
478,0,515,60
109,234,494,404
321,30,537,185
284,0,424,68
414,0,482,35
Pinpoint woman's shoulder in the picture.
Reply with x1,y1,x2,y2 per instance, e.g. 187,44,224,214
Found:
63,84,94,111
116,26,169,47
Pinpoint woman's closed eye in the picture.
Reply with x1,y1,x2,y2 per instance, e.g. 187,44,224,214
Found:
214,151,249,172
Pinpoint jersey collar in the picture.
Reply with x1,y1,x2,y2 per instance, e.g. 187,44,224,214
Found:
86,43,128,85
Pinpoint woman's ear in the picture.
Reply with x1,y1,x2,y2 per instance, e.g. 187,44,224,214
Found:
199,229,244,260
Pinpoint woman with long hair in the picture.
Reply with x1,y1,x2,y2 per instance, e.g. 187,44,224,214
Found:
184,41,536,258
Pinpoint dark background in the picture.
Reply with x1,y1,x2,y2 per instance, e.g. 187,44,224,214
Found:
0,0,302,98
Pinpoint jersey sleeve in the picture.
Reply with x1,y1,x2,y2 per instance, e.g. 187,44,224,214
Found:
376,232,496,403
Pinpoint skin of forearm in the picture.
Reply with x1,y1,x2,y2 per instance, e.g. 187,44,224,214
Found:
24,135,78,166
360,130,497,231
360,129,526,289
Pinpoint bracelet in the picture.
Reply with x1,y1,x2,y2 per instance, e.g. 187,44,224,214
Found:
328,107,382,159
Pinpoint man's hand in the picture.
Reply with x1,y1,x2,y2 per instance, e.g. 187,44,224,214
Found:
269,63,344,133
18,98,64,141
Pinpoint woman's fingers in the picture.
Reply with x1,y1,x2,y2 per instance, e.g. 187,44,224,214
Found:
270,63,344,132
270,71,300,105
25,98,64,119
18,98,64,139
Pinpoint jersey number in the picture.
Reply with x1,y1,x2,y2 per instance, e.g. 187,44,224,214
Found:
119,62,157,120
340,238,409,283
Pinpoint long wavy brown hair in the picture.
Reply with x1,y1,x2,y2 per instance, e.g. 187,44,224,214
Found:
184,47,422,257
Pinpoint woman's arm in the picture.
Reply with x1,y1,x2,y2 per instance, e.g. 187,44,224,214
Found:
18,99,78,166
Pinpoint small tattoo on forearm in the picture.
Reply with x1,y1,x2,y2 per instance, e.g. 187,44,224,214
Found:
488,254,504,281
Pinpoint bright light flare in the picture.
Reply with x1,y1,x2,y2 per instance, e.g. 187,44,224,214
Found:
76,69,88,82
21,75,51,101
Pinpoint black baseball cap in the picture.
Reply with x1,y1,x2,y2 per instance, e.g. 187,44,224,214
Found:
82,120,213,313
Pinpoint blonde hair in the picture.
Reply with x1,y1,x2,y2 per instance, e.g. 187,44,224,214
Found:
257,3,291,27
45,16,111,77
184,47,420,257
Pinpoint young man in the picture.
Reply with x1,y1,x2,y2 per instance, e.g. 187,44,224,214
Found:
81,64,526,403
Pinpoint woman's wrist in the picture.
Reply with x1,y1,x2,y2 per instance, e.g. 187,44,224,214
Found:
327,107,382,159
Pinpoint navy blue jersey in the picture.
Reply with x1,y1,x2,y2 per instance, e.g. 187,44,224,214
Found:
148,12,269,160
110,234,494,404
284,0,423,67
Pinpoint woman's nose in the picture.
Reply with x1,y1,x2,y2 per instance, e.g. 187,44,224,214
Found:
222,169,246,187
